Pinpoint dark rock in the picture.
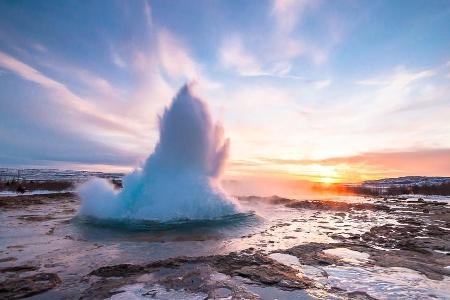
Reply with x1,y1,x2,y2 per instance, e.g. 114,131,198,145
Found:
0,257,17,263
17,215,56,222
397,217,423,226
211,252,312,289
286,200,390,212
347,290,377,299
89,264,147,277
0,273,61,299
0,193,77,210
0,265,38,273
282,242,343,266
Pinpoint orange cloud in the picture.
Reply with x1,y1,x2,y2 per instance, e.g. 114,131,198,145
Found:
228,148,450,183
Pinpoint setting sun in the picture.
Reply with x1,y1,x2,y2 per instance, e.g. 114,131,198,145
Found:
318,177,336,184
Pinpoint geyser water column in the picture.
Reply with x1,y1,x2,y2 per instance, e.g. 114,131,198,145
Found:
78,83,240,221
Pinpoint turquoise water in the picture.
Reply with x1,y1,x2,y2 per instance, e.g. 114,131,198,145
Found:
74,212,256,232
72,212,260,244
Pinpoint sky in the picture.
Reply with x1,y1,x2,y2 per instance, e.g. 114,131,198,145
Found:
0,0,449,184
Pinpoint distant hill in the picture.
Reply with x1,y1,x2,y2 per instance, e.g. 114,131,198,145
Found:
350,176,450,196
0,168,124,182
363,176,450,187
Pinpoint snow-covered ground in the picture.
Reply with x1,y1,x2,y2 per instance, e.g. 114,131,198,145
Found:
396,194,450,204
0,168,123,182
0,190,74,197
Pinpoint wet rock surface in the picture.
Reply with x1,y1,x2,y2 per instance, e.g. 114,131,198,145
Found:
241,195,391,212
0,193,449,298
0,192,76,210
85,251,312,298
210,251,312,289
282,242,344,266
0,265,38,273
0,273,61,299
279,196,450,281
286,199,390,212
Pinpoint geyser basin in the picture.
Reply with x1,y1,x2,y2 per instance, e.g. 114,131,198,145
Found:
78,83,240,221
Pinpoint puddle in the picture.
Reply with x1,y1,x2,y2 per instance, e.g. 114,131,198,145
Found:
269,253,301,268
322,247,370,264
324,266,450,299
268,253,328,286
244,284,315,300
108,283,208,300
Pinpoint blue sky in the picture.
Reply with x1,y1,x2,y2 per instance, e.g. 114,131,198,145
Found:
0,0,449,181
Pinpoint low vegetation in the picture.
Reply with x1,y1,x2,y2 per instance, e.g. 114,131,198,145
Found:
0,180,75,193
0,179,122,193
0,180,74,193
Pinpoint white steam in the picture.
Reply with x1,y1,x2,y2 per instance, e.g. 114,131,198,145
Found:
78,83,239,221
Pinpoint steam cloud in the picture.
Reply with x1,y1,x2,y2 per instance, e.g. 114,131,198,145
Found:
78,83,239,221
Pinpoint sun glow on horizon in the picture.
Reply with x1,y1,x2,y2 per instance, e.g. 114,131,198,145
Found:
317,177,337,184
225,157,395,184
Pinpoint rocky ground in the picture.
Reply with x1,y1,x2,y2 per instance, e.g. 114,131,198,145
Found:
0,193,449,299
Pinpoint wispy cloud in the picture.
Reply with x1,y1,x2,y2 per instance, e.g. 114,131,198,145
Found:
157,29,198,79
272,0,317,33
216,61,450,174
355,66,440,115
218,0,342,84
220,35,262,76
31,43,47,53
270,0,342,65
0,51,65,89
356,67,435,87
143,0,152,29
0,51,138,135
219,34,331,87
110,47,126,68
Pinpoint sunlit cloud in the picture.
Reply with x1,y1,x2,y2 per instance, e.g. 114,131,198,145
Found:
215,61,450,183
110,47,127,69
157,29,199,79
218,0,345,83
270,0,343,65
0,50,65,89
312,79,331,90
272,0,317,33
0,0,448,183
31,42,47,53
219,34,331,86
220,35,262,76
0,51,138,135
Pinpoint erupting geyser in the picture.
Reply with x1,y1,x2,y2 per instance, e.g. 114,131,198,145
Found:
78,83,240,221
